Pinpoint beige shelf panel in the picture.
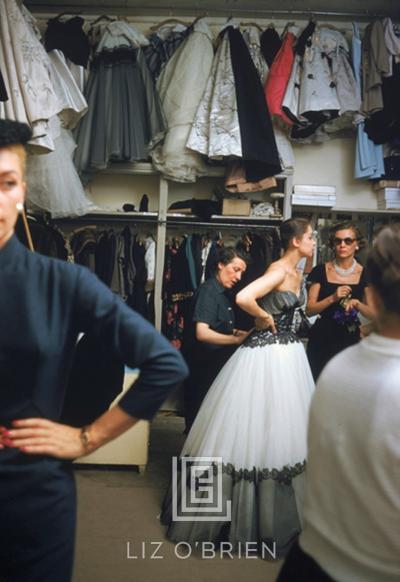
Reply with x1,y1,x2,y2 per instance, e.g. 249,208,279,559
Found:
75,371,149,471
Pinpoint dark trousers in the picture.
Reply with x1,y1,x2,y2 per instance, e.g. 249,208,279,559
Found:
277,541,335,582
0,461,76,582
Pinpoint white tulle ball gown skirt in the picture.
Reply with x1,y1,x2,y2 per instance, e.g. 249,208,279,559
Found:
161,296,315,558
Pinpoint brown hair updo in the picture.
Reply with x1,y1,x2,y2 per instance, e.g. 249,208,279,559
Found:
280,218,311,251
366,223,400,314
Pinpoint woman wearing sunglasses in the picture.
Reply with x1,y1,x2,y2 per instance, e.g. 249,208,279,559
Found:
306,221,373,380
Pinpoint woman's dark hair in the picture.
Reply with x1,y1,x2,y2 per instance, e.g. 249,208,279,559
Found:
365,223,400,313
280,218,311,251
328,221,365,250
214,246,249,272
0,119,32,147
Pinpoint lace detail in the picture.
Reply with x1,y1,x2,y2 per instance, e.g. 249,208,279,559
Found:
225,461,306,486
243,307,302,347
179,457,306,487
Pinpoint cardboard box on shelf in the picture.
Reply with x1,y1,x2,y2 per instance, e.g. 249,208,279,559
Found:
292,194,336,207
372,180,400,190
293,184,336,195
222,199,251,216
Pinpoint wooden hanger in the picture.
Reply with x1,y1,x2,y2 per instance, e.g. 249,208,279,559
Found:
191,14,207,27
150,18,188,32
281,21,297,38
319,23,344,33
90,14,115,27
56,11,83,20
240,22,263,32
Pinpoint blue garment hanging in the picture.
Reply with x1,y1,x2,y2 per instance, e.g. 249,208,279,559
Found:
352,23,384,180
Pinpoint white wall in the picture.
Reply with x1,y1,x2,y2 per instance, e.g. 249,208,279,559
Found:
292,137,378,210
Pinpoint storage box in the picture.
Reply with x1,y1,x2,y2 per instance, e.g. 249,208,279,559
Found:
222,199,251,216
292,194,336,207
293,184,336,195
376,188,400,210
373,180,400,190
377,188,400,201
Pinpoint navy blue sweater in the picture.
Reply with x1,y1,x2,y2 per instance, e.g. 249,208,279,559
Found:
0,236,187,456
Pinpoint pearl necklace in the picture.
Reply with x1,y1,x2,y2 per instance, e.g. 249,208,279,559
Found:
333,259,356,276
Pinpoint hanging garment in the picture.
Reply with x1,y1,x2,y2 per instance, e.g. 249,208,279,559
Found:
229,27,282,181
44,15,90,68
128,235,148,318
74,21,165,180
60,333,125,428
243,26,269,84
273,124,295,171
264,28,298,126
26,126,95,218
0,0,63,152
121,226,136,296
71,227,98,269
260,26,282,67
352,22,384,180
298,28,341,116
355,123,385,178
95,230,117,288
281,54,303,123
187,28,242,159
295,20,316,57
0,67,8,101
15,217,70,261
144,235,156,282
44,16,91,94
364,61,400,145
109,233,127,298
382,17,400,76
48,50,88,130
150,18,214,182
284,27,360,142
362,20,391,116
143,24,189,82
162,240,196,350
281,20,316,126
321,28,360,116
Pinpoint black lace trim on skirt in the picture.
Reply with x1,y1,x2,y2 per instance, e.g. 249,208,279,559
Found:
179,457,306,487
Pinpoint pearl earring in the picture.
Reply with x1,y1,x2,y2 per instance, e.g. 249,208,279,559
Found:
16,202,24,213
356,246,359,250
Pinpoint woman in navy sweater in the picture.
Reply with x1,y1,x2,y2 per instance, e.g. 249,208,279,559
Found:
0,119,188,582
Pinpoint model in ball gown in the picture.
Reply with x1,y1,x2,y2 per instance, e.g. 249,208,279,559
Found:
161,286,315,558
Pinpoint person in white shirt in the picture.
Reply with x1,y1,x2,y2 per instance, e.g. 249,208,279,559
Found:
277,223,400,582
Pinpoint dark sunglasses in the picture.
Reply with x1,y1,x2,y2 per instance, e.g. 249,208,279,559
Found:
334,237,356,246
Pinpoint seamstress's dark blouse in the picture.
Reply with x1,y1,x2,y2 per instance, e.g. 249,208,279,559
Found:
193,276,235,350
0,236,187,464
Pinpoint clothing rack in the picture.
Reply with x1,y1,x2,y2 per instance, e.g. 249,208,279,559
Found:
27,6,399,22
165,218,280,231
54,212,158,225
